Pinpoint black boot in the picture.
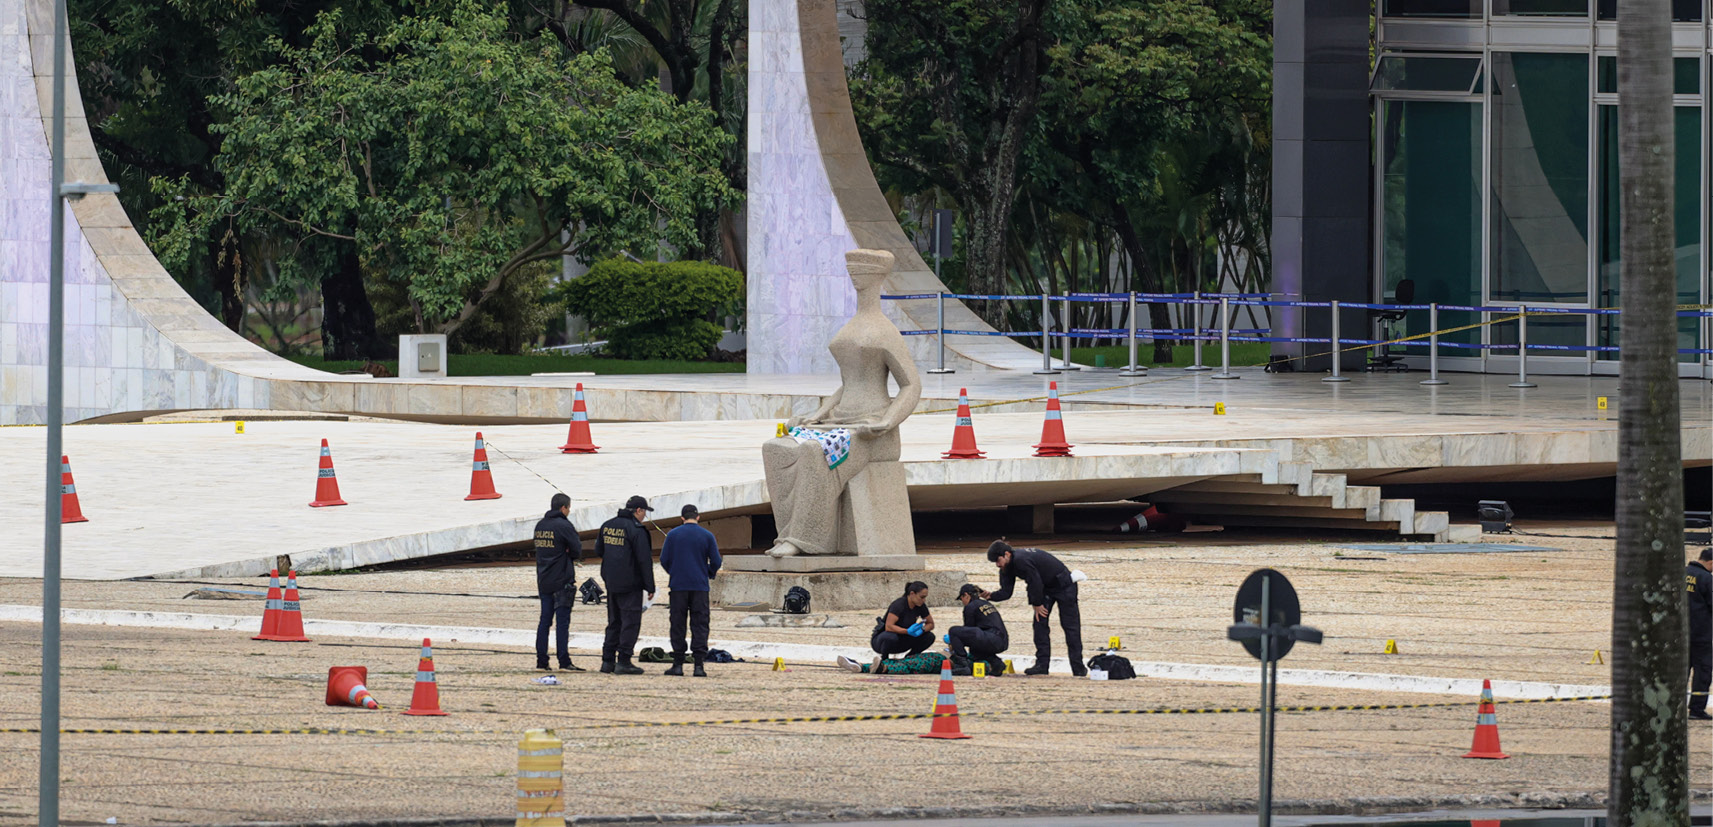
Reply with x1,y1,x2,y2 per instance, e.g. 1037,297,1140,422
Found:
663,656,685,677
537,656,552,671
599,660,615,674
560,658,585,673
616,658,644,675
692,658,707,677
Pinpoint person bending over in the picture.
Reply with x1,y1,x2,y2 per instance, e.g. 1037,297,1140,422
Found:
983,540,1085,677
871,581,935,659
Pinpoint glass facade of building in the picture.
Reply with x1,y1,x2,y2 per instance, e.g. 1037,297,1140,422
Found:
1372,6,1710,374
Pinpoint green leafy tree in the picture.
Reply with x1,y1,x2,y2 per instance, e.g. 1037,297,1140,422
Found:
558,259,742,359
149,3,738,355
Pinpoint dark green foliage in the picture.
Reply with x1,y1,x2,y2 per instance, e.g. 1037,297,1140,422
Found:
558,260,743,360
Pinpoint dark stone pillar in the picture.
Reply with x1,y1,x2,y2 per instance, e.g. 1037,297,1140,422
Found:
1271,0,1372,372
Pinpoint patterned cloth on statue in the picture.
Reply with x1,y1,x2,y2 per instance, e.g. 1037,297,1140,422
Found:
786,426,852,469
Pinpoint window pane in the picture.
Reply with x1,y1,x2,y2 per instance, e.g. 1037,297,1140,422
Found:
1491,53,1590,304
1382,100,1484,346
1597,56,1700,95
1496,0,1587,16
1596,105,1702,361
1373,56,1484,92
1383,0,1481,17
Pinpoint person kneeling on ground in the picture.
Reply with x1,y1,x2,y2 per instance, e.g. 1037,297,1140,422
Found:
870,581,935,663
947,583,1007,676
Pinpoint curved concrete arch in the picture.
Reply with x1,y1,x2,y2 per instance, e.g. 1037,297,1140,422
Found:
744,0,1044,374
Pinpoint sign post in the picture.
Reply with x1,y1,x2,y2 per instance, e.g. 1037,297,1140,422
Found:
1227,568,1323,827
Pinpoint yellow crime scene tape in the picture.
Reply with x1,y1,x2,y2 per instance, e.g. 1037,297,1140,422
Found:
0,694,1612,736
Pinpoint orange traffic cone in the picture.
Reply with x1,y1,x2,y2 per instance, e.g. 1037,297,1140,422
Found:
403,638,448,716
919,654,972,740
309,439,348,507
325,666,380,710
465,432,501,501
942,389,986,459
1462,679,1510,759
59,455,87,523
1032,382,1073,458
261,570,312,643
559,384,600,454
251,569,283,641
1117,505,1188,534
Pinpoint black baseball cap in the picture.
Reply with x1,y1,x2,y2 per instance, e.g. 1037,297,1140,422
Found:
625,495,654,512
958,583,983,599
681,504,699,519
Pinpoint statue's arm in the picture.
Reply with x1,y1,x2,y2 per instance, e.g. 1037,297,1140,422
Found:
790,388,844,427
872,346,921,433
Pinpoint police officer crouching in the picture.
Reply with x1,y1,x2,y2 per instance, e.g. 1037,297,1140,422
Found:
947,583,1007,676
598,495,656,675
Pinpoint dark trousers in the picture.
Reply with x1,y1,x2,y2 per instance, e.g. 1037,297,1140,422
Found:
872,630,935,657
1693,635,1712,712
1034,584,1085,668
670,590,711,660
948,626,1007,661
536,592,570,664
602,590,645,662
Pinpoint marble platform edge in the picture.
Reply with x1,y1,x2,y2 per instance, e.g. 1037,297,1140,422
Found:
723,554,926,572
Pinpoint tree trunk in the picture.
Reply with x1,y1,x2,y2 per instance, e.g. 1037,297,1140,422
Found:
1110,212,1175,362
1610,0,1687,817
208,235,244,332
319,245,380,361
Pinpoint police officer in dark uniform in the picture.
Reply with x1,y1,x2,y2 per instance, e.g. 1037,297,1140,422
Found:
948,583,1008,675
983,540,1085,677
533,493,584,672
1689,549,1713,720
598,495,656,675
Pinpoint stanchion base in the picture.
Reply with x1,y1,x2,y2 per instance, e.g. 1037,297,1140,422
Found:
1509,382,1537,389
1321,376,1351,383
1210,373,1239,380
926,369,956,375
1118,369,1148,377
1056,366,1083,371
1184,366,1212,372
1032,370,1062,376
1419,379,1449,386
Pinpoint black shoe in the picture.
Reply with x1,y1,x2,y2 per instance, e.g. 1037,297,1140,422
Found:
616,660,644,675
693,660,707,677
560,660,585,672
599,660,615,674
663,660,684,677
537,658,552,671
1691,709,1711,720
1071,663,1089,678
1023,663,1050,676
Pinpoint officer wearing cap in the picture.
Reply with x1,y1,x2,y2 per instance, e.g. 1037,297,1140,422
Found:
983,540,1085,677
659,504,722,677
598,495,656,675
947,583,1008,675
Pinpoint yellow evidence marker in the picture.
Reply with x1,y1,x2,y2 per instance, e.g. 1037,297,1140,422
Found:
1214,402,1227,415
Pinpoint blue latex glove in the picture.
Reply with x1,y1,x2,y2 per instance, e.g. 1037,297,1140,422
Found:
942,634,951,644
907,622,924,637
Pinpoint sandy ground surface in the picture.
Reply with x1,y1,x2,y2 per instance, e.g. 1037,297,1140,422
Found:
0,527,1700,826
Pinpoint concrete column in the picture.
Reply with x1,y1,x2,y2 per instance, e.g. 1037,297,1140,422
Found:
1007,504,1055,536
1271,0,1372,372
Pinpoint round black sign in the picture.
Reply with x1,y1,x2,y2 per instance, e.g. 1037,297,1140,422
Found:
1233,568,1301,662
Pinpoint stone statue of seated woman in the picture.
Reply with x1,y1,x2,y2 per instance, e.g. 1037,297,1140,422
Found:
761,248,922,559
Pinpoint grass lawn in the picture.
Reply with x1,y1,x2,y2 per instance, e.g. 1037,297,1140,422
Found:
286,353,746,376
1069,342,1273,369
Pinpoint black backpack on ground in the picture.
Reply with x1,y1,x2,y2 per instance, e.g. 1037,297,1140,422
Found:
579,578,605,605
1086,652,1137,680
782,585,811,614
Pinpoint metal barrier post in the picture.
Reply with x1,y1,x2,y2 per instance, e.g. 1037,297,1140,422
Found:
1322,301,1350,383
1509,307,1536,388
1057,293,1081,370
1212,297,1238,380
1420,302,1448,386
926,291,953,374
1120,291,1146,376
1185,291,1211,371
1034,293,1060,375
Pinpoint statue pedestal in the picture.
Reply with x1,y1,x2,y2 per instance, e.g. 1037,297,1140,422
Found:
724,554,922,573
711,567,968,611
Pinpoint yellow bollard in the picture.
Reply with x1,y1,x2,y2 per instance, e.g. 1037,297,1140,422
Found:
1214,402,1226,415
516,729,564,827
973,661,986,678
234,420,246,434
1108,635,1122,650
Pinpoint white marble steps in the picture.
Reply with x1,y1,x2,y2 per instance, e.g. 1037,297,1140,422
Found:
1149,469,1480,542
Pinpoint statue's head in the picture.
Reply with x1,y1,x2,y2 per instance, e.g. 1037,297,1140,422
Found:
845,249,893,294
